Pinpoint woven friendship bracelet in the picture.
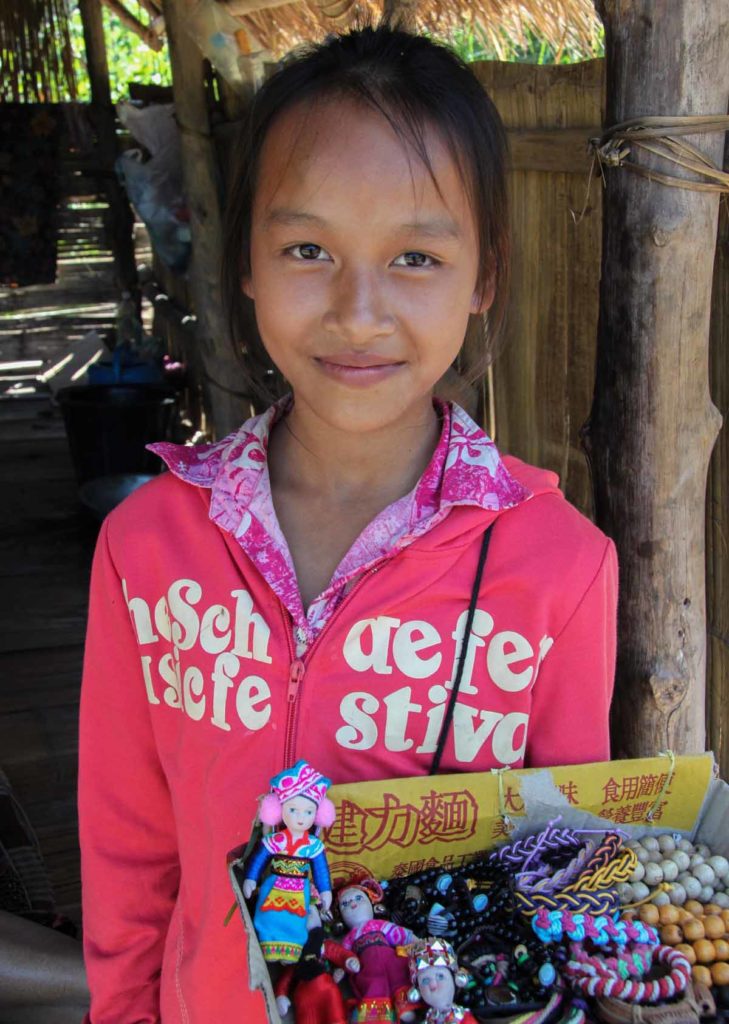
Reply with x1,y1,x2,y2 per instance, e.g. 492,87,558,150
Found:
516,884,620,918
573,849,637,894
532,907,659,947
491,825,584,869
518,842,597,896
564,943,692,1003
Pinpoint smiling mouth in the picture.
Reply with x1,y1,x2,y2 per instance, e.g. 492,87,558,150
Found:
316,355,404,369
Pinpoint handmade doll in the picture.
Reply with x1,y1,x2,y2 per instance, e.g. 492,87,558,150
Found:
242,760,335,964
274,924,358,1024
327,876,418,1023
407,938,477,1024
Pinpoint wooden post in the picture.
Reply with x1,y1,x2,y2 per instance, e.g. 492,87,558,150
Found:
78,0,138,295
707,131,729,778
586,2,728,757
161,0,251,436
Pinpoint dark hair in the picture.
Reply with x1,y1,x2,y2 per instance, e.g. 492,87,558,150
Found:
222,23,510,405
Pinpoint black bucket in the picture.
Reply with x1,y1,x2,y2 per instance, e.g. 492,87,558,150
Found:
57,384,176,486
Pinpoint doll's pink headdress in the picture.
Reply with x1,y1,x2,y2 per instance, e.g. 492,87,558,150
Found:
258,760,336,828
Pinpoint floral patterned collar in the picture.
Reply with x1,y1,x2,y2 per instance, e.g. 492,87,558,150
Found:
150,397,530,647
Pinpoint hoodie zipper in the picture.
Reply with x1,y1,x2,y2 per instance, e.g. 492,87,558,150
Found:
281,562,385,767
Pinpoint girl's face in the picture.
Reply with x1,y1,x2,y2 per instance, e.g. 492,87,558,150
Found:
281,795,317,833
243,98,491,436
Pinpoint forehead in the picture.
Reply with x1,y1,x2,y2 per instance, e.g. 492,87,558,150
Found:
339,887,364,900
253,97,473,233
282,795,316,809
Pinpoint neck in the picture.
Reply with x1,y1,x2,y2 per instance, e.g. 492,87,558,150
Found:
268,395,441,508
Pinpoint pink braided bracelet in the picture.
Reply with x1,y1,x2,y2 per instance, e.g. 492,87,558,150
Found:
564,943,691,1003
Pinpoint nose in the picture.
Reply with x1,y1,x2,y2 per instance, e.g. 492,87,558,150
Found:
323,262,395,343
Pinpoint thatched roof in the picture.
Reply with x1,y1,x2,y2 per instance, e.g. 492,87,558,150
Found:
226,0,602,61
0,0,601,104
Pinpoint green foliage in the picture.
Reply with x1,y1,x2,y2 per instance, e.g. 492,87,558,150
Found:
443,22,605,64
67,0,171,102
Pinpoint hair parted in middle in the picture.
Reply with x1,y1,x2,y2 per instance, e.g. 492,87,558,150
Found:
221,21,510,406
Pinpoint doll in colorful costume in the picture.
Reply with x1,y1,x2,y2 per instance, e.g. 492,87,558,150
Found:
406,938,477,1024
327,876,418,1023
242,760,335,964
274,923,357,1024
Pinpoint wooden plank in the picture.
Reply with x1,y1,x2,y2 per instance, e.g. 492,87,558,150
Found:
0,566,88,653
0,438,74,483
0,514,94,576
0,647,84,714
508,127,599,173
472,60,604,517
0,706,80,798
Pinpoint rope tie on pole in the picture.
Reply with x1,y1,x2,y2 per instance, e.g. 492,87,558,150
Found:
572,114,729,224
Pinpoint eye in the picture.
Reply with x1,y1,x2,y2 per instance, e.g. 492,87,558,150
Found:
285,243,331,261
392,251,440,268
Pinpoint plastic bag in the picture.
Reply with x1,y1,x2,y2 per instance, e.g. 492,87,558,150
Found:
185,0,268,89
115,102,191,270
116,148,191,271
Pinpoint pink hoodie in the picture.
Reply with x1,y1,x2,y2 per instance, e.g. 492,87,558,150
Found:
79,403,616,1023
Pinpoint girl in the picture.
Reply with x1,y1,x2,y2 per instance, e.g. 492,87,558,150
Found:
78,24,617,1024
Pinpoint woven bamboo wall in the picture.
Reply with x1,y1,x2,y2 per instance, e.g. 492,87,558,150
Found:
473,59,604,517
475,59,727,772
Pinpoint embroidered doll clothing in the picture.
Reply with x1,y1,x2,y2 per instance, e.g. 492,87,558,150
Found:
244,828,330,963
79,401,617,1023
336,919,414,1002
425,1006,478,1024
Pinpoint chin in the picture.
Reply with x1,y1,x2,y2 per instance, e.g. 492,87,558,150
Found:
320,392,429,435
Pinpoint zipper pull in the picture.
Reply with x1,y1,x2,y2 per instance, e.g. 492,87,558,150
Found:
287,659,305,702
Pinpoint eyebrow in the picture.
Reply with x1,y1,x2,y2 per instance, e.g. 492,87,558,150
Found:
263,207,462,240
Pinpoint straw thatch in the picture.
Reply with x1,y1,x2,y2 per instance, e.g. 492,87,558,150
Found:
231,0,602,61
0,0,77,102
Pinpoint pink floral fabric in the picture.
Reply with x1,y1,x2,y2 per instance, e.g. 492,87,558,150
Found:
149,397,530,651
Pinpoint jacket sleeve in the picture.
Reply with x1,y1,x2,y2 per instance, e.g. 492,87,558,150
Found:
524,538,618,768
79,518,180,1023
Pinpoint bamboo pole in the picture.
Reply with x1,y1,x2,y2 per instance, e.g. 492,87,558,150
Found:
77,0,138,295
99,0,163,50
585,1,728,757
161,0,250,436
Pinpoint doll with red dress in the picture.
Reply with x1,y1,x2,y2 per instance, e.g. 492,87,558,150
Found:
274,924,357,1024
327,876,419,1023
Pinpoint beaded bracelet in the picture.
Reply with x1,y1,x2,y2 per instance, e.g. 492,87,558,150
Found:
564,943,692,1003
532,908,659,947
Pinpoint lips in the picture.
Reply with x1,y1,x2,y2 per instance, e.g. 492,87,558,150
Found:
316,352,403,369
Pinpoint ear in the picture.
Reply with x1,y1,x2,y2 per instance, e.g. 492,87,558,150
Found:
470,273,495,314
241,274,254,301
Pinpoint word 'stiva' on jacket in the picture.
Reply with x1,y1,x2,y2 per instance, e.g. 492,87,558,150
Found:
79,400,617,1024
